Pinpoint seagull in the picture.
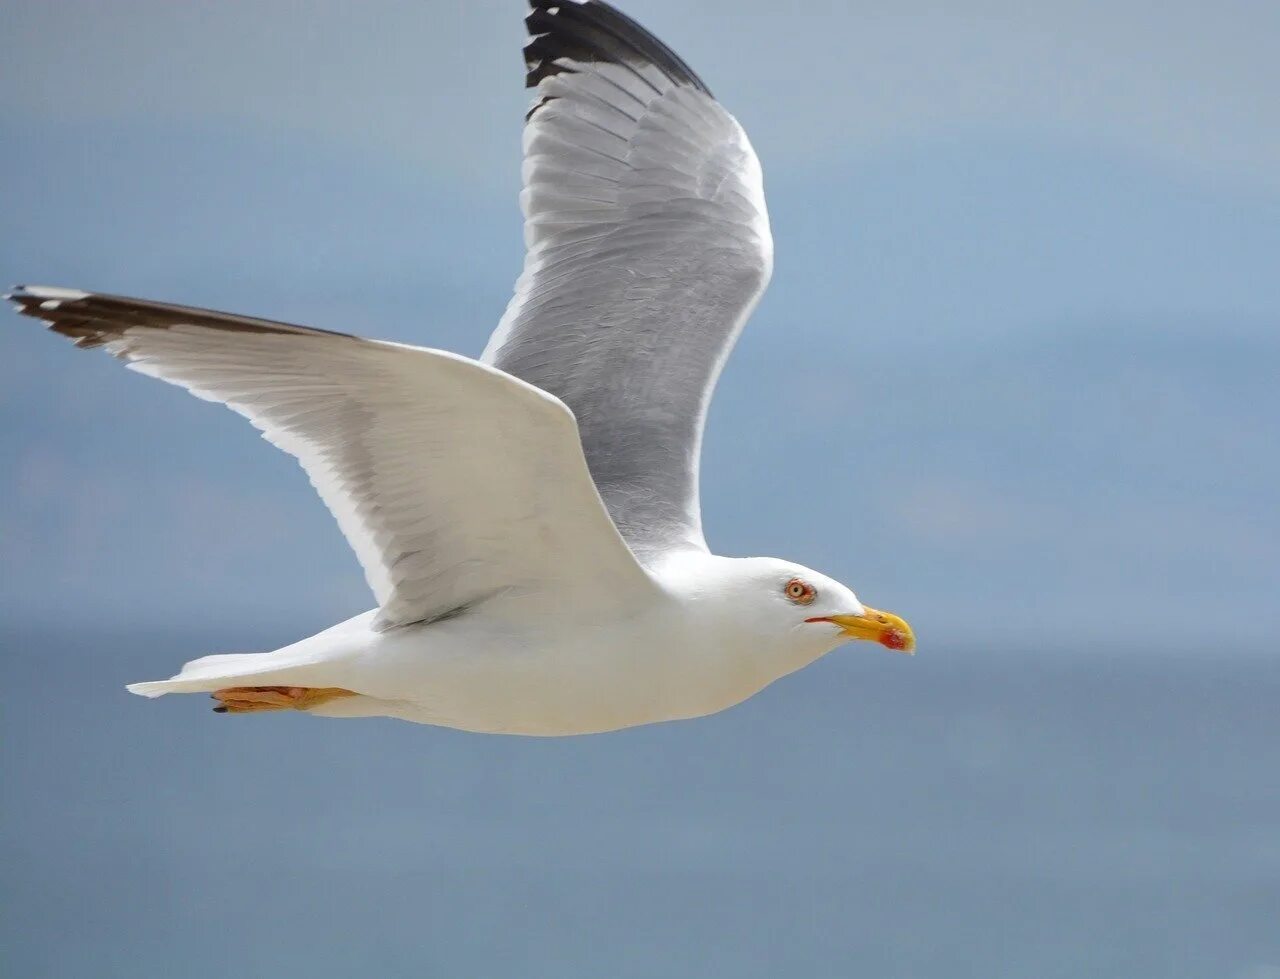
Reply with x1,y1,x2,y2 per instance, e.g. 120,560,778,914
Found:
8,0,913,735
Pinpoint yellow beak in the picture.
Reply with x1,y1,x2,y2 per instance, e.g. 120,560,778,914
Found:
806,606,916,654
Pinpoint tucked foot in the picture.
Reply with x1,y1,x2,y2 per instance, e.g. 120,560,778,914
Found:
211,686,358,714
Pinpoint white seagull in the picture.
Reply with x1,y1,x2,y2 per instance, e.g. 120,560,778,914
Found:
9,0,913,735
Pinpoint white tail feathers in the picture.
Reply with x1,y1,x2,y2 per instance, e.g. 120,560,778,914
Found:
124,610,375,699
127,651,326,698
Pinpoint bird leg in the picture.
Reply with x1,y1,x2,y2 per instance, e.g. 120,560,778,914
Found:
211,686,357,714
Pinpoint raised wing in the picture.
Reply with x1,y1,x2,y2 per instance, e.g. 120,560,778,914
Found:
9,286,657,629
483,0,773,562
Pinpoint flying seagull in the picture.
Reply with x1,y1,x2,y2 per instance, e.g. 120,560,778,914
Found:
9,0,914,735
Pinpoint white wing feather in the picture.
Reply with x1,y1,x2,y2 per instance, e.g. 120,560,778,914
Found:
8,287,657,629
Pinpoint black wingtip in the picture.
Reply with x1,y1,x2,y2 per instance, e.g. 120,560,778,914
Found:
523,0,712,98
9,288,358,350
7,286,48,321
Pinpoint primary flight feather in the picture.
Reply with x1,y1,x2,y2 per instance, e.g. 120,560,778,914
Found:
9,0,913,735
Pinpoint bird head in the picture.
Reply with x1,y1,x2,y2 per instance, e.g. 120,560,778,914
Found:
705,557,915,656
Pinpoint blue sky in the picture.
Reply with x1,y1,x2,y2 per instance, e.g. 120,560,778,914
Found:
3,0,1278,650
4,5,1280,977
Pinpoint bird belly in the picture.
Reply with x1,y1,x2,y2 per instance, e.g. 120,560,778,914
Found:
337,614,768,736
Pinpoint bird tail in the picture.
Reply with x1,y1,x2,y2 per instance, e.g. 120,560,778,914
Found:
126,611,375,698
126,650,329,697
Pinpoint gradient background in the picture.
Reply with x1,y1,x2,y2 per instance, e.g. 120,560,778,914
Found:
2,2,1278,976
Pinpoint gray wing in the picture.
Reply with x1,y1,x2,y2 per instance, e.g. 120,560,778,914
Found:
483,0,773,563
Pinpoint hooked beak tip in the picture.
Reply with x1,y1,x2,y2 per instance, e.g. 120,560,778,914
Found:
808,607,915,654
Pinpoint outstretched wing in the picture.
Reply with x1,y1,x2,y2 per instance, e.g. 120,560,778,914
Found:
10,286,657,629
483,0,773,562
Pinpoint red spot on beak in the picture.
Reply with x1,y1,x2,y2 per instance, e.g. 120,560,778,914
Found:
880,629,909,651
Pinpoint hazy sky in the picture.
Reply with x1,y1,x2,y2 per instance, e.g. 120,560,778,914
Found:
4,5,1280,977
7,0,1280,192
2,0,1278,649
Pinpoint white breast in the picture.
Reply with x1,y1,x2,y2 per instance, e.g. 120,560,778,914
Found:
310,557,793,735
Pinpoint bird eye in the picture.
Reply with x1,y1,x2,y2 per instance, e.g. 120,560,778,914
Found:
784,578,816,605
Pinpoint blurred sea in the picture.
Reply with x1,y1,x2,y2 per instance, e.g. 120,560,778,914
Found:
3,627,1276,978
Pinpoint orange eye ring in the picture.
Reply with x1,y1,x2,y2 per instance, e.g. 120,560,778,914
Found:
784,578,816,605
